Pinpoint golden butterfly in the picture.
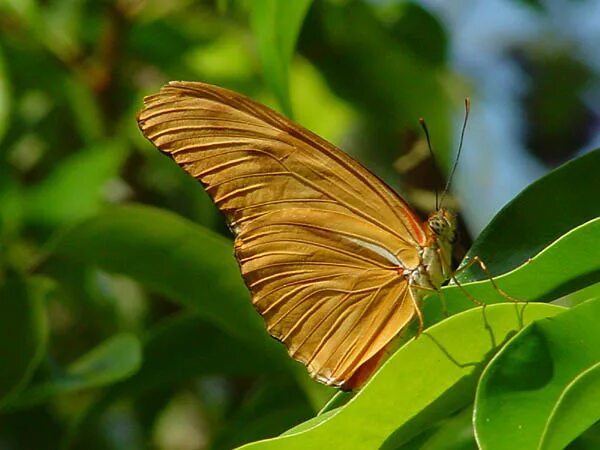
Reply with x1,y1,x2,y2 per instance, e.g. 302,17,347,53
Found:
137,81,463,390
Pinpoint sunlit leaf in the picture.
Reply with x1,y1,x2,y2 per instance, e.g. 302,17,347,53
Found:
474,298,600,450
399,406,476,450
250,0,313,117
541,362,600,450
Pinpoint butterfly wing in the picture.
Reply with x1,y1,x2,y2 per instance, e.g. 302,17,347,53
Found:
138,81,427,387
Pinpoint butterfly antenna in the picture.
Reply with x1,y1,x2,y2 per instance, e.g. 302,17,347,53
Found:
418,117,439,210
439,97,470,208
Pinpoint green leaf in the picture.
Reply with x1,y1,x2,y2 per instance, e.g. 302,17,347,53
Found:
111,313,279,398
541,362,600,450
389,3,448,68
317,390,353,416
410,406,477,450
64,77,105,143
66,333,141,386
249,0,313,117
555,280,600,309
461,148,600,281
7,333,141,410
237,303,564,450
25,141,126,228
47,204,287,363
569,421,600,449
474,298,600,450
0,275,48,406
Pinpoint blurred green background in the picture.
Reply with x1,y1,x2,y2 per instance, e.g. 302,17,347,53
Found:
0,0,599,449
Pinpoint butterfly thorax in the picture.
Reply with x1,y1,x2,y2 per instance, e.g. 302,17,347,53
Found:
407,208,457,295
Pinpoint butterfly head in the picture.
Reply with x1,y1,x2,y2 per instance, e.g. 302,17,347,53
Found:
424,208,457,283
427,208,457,245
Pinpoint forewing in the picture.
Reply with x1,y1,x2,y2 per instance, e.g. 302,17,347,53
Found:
137,81,424,386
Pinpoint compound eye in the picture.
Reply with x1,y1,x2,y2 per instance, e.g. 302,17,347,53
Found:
429,218,442,235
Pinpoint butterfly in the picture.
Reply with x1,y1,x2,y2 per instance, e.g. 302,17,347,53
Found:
137,81,457,390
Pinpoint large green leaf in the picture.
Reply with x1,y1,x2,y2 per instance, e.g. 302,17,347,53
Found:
46,204,288,364
250,0,314,117
6,333,141,410
237,303,563,450
474,298,600,450
0,275,48,406
64,77,105,143
400,406,476,450
460,148,600,281
541,362,600,450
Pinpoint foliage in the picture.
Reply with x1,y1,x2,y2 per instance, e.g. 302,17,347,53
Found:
0,1,599,449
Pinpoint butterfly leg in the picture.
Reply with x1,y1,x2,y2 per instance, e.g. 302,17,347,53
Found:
454,256,522,303
451,257,528,332
449,274,486,306
421,284,449,318
409,290,425,336
410,285,446,336
431,247,485,306
438,287,449,318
